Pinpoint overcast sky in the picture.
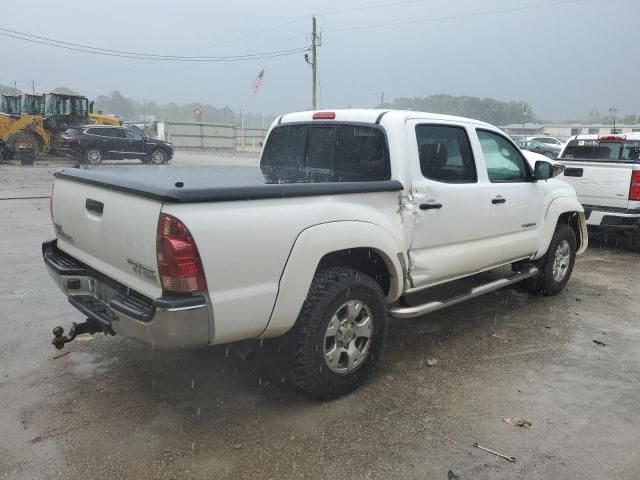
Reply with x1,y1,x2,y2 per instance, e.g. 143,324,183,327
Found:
1,0,637,121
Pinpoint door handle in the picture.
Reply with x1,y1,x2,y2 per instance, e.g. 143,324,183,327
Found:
85,198,104,214
419,202,442,210
491,196,506,204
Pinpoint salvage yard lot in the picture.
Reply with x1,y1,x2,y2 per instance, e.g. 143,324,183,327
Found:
1,153,639,480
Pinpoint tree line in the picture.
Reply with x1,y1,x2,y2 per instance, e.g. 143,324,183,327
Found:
380,94,537,125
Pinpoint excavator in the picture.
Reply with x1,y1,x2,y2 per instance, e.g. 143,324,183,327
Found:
0,92,120,156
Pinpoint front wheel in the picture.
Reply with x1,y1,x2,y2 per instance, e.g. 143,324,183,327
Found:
285,267,388,400
528,224,577,295
8,131,41,157
148,148,168,164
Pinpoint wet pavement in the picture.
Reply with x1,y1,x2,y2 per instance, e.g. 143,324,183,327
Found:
1,155,639,479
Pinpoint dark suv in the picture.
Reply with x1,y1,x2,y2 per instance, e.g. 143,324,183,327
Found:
60,125,173,164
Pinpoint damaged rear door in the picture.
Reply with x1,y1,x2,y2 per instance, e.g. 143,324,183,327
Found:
405,121,495,286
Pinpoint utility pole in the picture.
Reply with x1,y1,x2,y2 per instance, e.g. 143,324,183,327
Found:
609,107,617,133
380,91,384,106
311,16,317,110
32,80,35,94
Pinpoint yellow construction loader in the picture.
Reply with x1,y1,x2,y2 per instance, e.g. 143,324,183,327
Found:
0,92,120,156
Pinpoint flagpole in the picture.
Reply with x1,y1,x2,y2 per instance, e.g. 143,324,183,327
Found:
261,67,265,130
261,91,264,130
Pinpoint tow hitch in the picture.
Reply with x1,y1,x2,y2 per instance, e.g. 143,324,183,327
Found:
52,319,114,350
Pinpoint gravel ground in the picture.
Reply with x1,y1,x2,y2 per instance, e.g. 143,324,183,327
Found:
1,153,639,479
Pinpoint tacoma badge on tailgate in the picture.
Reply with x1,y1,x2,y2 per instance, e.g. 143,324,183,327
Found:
126,258,157,281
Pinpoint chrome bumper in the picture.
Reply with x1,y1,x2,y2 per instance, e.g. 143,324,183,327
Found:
42,240,211,349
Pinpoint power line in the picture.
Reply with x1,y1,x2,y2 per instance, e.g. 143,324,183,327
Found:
0,29,309,62
325,0,586,33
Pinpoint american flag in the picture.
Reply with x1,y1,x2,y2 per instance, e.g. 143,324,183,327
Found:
251,69,265,94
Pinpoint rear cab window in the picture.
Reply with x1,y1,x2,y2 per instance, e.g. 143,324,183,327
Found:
261,123,390,180
562,137,640,162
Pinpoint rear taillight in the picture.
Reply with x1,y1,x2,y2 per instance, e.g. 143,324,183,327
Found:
156,213,207,293
630,170,640,201
62,136,79,144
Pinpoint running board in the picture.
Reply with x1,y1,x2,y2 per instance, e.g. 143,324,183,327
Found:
389,266,539,319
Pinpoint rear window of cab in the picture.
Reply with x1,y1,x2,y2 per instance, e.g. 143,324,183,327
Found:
261,123,391,180
562,139,640,161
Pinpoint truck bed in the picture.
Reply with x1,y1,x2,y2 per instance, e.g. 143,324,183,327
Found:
55,166,403,203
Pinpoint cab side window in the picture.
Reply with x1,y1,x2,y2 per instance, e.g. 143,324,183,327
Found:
477,130,531,183
415,125,477,183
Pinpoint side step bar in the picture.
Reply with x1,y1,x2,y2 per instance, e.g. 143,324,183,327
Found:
390,266,539,319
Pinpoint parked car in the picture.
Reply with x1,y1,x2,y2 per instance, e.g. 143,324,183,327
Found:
59,125,173,164
556,133,640,251
519,140,562,158
526,136,565,147
43,109,587,399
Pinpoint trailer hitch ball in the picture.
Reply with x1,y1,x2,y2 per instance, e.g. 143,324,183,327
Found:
51,319,111,350
52,325,68,350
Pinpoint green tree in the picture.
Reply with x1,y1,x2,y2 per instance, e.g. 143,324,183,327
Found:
381,94,536,125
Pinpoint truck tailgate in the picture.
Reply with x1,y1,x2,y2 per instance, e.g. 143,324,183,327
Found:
52,178,163,299
557,160,633,209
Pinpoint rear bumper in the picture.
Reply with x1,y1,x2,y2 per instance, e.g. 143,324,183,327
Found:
584,205,640,230
42,240,210,349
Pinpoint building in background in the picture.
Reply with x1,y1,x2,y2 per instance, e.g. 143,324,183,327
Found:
501,123,640,138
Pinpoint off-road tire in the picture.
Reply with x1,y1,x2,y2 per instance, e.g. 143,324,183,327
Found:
83,147,103,165
284,267,388,400
7,131,41,157
527,224,577,296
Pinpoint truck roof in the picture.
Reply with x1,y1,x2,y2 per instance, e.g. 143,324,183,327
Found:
278,109,495,128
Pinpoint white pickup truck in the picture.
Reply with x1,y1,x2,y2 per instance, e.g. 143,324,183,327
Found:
44,109,588,399
556,133,640,251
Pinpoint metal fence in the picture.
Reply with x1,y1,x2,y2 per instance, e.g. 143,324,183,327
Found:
157,122,267,151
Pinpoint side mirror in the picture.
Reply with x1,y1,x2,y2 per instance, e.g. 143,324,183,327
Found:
534,160,553,180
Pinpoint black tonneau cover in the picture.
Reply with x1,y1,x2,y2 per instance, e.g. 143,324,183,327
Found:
54,166,403,203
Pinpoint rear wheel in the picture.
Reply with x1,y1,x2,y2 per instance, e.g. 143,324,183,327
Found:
149,148,167,164
284,267,388,400
83,147,103,165
528,224,577,295
7,131,41,157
